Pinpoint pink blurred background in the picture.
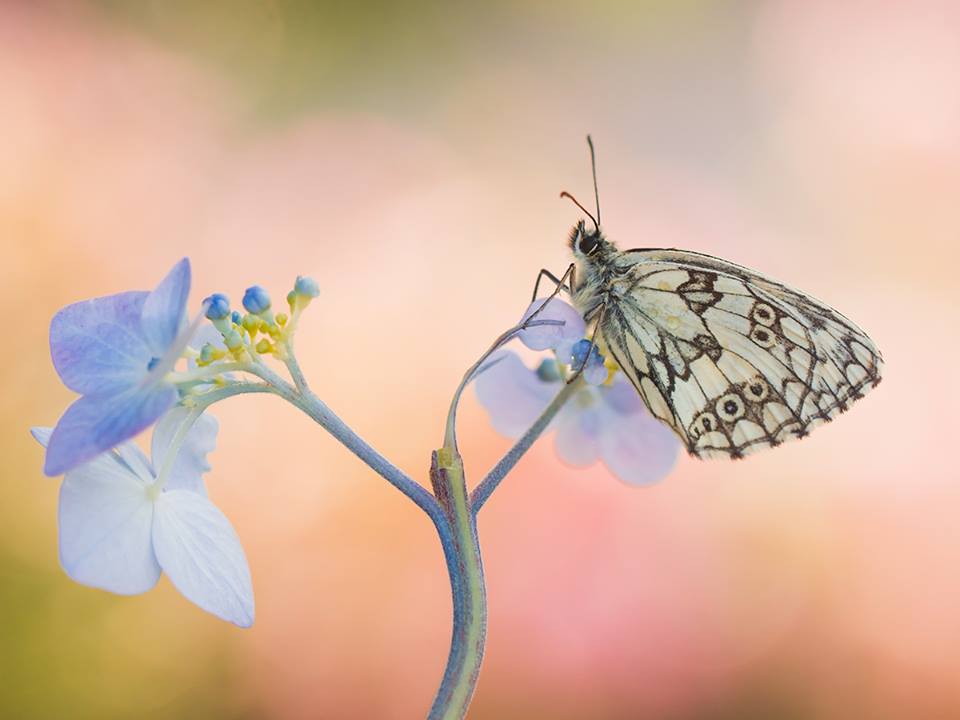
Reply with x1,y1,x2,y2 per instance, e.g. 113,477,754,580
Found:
2,1,958,718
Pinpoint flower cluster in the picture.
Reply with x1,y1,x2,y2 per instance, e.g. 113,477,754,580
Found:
35,259,320,625
476,297,680,485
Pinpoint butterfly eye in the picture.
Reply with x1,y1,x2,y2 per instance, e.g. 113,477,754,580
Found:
578,233,599,255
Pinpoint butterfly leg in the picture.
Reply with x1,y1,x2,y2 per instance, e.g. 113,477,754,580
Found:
531,265,574,301
521,263,576,331
520,263,577,344
566,302,607,385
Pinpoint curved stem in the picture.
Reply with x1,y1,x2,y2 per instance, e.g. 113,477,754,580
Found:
428,450,486,720
471,376,582,514
189,380,276,405
151,406,202,492
443,318,563,452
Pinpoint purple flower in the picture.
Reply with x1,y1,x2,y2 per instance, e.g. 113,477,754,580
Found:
477,297,680,485
44,259,195,476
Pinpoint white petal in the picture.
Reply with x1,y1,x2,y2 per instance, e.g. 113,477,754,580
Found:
115,441,155,483
188,323,226,355
31,426,54,447
58,452,160,594
599,407,680,486
153,490,254,627
151,408,219,494
518,298,586,351
474,351,558,438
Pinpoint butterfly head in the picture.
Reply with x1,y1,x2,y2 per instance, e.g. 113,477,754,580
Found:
568,219,611,262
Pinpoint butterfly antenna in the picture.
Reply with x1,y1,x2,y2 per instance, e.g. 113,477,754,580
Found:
559,191,599,231
586,134,601,228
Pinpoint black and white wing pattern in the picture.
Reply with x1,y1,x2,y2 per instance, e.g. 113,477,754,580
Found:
598,249,883,459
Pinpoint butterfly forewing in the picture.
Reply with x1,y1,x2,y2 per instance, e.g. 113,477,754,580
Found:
593,249,883,459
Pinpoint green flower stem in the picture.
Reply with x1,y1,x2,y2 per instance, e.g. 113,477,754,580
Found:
166,362,250,385
283,349,309,393
187,380,276,406
428,448,486,720
471,376,582,514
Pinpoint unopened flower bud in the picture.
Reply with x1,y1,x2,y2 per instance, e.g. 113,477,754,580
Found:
203,293,230,321
242,286,271,314
294,275,320,298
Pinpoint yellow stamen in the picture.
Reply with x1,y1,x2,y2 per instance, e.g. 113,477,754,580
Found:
242,314,260,336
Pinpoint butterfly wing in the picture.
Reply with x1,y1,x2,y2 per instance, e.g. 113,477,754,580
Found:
597,249,883,459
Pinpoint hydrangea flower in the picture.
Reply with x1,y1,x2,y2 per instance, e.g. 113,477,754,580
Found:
31,408,254,627
477,298,680,485
44,259,198,476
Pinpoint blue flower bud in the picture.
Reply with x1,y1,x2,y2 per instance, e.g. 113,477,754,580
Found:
571,339,606,385
203,293,231,321
242,286,271,314
571,339,597,367
294,275,320,298
231,311,243,325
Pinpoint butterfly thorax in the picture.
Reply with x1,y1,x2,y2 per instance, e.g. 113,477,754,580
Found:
568,221,625,319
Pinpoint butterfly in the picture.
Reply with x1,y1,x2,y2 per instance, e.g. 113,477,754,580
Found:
536,138,883,459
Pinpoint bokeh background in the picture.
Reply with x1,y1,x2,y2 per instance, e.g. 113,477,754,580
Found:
2,1,958,718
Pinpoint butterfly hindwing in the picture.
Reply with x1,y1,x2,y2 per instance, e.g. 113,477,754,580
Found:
596,249,883,459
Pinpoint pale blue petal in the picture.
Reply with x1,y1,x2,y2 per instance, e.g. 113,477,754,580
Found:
553,399,603,467
599,403,680,486
555,337,578,365
141,258,190,357
475,351,558,438
151,408,218,495
58,450,161,594
583,362,609,386
31,426,54,447
50,291,151,395
153,490,254,627
114,442,155,484
44,384,177,476
142,308,206,387
604,377,644,415
518,298,585,351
